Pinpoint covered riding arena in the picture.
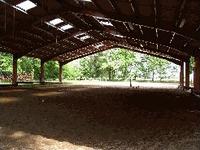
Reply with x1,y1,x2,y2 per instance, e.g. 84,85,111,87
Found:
0,0,200,149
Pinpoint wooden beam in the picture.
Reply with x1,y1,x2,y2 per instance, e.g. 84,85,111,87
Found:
58,62,63,83
62,13,92,29
1,8,198,55
41,28,189,62
129,0,138,16
59,40,182,65
185,59,190,88
1,1,198,42
0,45,13,53
91,0,105,12
106,31,189,59
68,8,198,41
139,25,144,35
108,0,120,12
153,0,159,26
194,55,200,93
175,0,187,28
180,61,184,87
32,26,55,38
55,39,181,65
16,29,91,58
60,42,114,65
0,0,65,40
0,40,26,54
57,35,185,63
44,38,105,61
114,42,182,65
117,47,181,65
12,55,18,86
4,3,7,32
40,60,45,84
12,25,190,61
169,32,175,44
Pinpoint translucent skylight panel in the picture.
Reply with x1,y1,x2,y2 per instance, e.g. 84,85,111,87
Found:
49,18,64,26
75,33,85,37
95,17,113,26
94,43,104,48
80,35,90,41
16,0,37,11
80,0,92,2
60,24,73,31
179,19,186,28
111,32,124,38
0,0,6,3
74,33,91,41
99,20,113,26
45,18,74,33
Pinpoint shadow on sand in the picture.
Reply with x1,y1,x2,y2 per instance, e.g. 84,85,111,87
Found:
0,85,200,149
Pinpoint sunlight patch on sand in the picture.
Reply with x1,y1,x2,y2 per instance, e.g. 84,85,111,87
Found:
0,97,19,104
9,131,26,139
0,89,26,93
32,135,94,150
0,126,94,150
32,92,62,97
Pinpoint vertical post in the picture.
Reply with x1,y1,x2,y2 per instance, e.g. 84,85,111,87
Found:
194,56,200,93
12,55,18,86
130,78,132,87
180,62,184,87
40,60,45,84
185,59,190,89
59,62,63,83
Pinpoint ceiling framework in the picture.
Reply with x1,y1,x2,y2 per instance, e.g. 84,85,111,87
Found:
0,0,200,64
53,40,182,65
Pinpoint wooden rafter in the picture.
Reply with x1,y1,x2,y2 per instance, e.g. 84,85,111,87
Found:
175,0,187,28
43,38,106,61
28,27,190,61
128,0,140,22
56,40,182,65
110,0,122,12
153,0,158,26
104,31,188,58
170,32,176,44
52,36,187,64
0,3,198,43
0,0,200,63
90,0,104,12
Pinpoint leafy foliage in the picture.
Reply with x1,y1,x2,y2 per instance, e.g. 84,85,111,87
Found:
0,53,12,75
77,48,178,81
0,48,183,82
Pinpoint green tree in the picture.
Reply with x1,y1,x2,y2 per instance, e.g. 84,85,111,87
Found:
0,49,180,83
0,52,12,74
44,61,59,80
63,64,81,80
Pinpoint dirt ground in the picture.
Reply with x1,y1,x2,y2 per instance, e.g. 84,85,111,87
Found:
0,84,200,150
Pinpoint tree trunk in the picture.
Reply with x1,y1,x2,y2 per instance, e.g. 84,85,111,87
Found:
108,68,111,81
152,71,155,82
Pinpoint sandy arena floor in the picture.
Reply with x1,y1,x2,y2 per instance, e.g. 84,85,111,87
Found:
0,83,200,150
